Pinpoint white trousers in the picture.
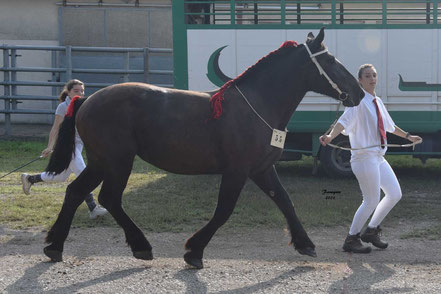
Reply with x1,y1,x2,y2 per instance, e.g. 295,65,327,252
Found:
41,140,85,182
349,155,402,235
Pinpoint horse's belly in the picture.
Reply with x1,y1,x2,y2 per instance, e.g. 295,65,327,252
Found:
137,143,221,175
142,154,221,175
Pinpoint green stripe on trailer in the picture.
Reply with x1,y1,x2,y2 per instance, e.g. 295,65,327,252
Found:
184,24,440,30
172,1,188,90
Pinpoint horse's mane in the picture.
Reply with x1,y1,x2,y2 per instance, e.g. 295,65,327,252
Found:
209,40,299,119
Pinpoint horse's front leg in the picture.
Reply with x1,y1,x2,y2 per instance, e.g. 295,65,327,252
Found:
184,171,248,269
250,165,316,257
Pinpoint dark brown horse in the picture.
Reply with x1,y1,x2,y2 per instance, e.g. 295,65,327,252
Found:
44,28,363,269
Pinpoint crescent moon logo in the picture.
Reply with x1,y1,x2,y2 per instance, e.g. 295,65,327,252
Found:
207,45,233,87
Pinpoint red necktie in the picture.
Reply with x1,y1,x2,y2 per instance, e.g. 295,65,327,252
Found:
373,98,387,148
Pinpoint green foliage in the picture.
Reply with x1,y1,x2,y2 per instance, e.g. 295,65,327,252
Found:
1,140,440,239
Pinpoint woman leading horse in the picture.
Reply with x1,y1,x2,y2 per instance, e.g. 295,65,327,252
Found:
44,28,364,268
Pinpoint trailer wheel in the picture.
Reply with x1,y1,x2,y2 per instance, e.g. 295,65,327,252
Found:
319,135,353,178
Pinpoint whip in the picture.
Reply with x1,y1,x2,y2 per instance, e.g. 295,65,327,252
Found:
0,156,43,180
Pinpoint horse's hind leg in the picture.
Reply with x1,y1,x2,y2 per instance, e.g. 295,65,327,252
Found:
98,164,153,260
184,171,248,269
44,166,103,261
250,165,316,257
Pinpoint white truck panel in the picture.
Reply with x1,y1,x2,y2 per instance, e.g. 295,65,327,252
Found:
187,29,441,111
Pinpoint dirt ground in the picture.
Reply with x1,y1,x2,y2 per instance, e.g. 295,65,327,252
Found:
0,222,440,294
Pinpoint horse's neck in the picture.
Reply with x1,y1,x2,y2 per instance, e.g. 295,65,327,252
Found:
239,62,308,129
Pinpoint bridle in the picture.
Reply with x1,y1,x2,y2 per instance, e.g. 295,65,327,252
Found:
304,44,349,102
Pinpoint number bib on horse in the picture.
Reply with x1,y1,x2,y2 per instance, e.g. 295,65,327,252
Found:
271,129,286,149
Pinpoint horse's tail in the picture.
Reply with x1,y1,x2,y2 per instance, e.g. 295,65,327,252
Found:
45,96,86,175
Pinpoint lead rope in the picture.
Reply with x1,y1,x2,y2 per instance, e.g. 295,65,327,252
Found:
234,84,275,131
305,43,421,150
324,102,422,151
328,141,422,151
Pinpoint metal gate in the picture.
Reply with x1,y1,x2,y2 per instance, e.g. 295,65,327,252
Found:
0,45,173,135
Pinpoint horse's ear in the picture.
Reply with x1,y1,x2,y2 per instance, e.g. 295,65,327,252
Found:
307,32,315,41
316,27,325,43
310,27,325,49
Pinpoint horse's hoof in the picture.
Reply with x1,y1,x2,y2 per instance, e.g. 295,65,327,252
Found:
44,246,63,262
133,250,153,260
184,252,203,269
297,247,317,257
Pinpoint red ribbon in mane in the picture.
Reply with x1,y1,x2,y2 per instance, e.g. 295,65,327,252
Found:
65,95,81,117
209,80,233,120
209,40,298,119
281,40,298,48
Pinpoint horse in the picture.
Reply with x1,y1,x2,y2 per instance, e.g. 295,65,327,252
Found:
44,28,364,269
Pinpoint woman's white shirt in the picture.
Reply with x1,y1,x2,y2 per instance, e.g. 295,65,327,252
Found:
337,91,395,159
55,96,71,116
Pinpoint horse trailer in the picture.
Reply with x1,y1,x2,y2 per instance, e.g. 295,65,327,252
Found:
173,1,441,176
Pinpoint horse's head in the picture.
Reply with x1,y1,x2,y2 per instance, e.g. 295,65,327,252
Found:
303,28,364,107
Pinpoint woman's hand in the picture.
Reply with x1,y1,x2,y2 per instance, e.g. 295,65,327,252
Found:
408,135,422,143
41,148,53,158
319,134,333,146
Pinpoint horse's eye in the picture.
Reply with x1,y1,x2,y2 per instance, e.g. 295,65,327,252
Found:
328,56,336,64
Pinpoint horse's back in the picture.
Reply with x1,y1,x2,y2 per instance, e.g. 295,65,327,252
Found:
77,83,222,174
82,82,211,111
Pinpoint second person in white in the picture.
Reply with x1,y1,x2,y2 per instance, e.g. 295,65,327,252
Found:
21,79,107,220
320,64,422,253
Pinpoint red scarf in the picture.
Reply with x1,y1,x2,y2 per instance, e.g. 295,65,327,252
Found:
373,98,387,148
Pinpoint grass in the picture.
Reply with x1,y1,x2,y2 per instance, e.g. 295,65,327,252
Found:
400,223,441,240
0,139,440,239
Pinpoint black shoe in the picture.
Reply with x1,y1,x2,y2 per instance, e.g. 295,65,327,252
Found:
361,226,388,249
343,233,372,253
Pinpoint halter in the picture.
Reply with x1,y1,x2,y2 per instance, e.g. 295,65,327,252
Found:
304,44,348,102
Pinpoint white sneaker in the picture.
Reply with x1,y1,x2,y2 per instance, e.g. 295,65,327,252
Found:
21,173,32,195
89,205,108,219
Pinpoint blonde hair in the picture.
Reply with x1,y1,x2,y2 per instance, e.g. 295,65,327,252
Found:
58,79,84,102
358,64,375,78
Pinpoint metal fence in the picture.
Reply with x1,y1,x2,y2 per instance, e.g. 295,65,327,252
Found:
0,45,173,135
183,0,440,26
